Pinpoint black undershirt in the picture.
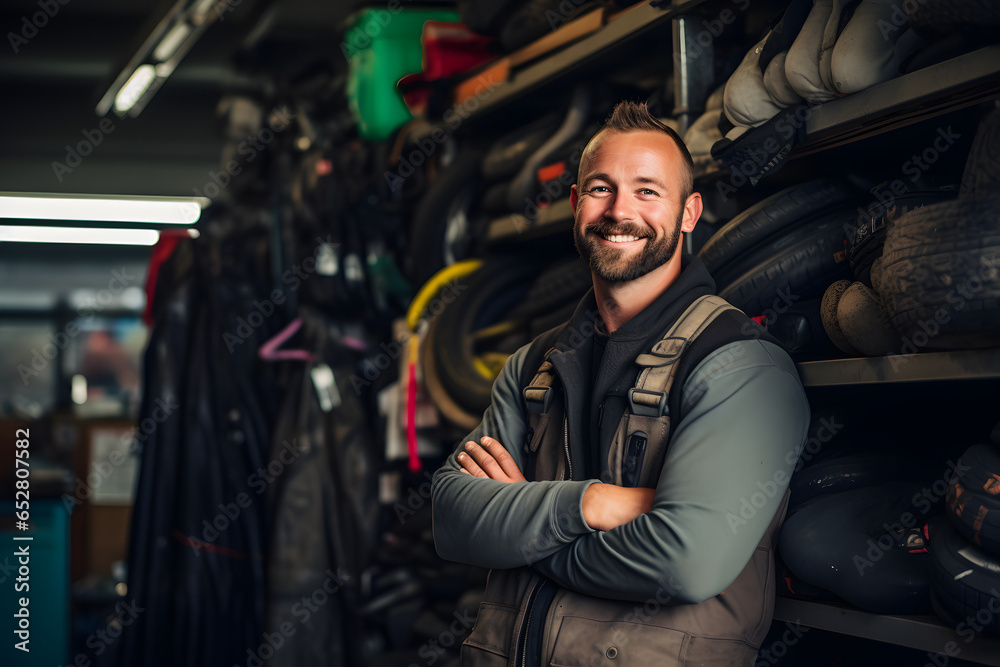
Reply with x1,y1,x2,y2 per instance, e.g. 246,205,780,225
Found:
589,318,610,478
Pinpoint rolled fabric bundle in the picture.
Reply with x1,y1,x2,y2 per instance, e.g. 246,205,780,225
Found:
786,0,839,103
724,35,784,129
830,0,927,95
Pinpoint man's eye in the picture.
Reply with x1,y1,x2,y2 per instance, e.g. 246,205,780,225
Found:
639,188,658,196
588,186,611,193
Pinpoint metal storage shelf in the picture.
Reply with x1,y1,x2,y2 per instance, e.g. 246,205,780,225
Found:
691,45,1000,180
796,45,1000,155
773,598,1000,665
796,349,1000,387
450,0,711,122
486,197,574,243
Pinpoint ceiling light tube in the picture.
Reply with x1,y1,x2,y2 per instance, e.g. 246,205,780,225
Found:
0,194,206,224
113,64,157,114
152,22,193,62
0,226,161,246
191,0,220,20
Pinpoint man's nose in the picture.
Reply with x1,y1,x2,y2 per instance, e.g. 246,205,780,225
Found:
609,192,637,222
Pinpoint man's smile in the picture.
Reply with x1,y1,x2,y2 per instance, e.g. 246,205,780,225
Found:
595,232,647,245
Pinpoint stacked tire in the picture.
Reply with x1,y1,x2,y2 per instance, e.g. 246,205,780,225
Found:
821,107,1000,357
419,254,592,431
931,433,1000,637
697,178,861,355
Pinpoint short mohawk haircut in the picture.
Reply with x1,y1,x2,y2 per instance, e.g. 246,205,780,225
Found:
598,100,694,199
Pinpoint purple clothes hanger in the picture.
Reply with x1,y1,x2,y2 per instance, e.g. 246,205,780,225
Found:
259,318,316,362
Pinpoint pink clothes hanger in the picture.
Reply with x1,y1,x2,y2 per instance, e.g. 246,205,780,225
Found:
258,318,316,362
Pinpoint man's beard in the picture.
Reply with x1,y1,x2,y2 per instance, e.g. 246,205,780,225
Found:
573,212,683,283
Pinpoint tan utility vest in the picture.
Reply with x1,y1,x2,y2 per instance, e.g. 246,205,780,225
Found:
461,295,790,667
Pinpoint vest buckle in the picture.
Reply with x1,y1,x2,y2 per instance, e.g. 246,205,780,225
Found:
627,387,669,418
523,386,553,413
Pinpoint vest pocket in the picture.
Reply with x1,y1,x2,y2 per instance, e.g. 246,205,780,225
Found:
461,602,518,666
548,616,688,666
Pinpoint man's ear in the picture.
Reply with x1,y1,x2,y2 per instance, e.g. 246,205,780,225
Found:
681,192,703,233
570,183,579,212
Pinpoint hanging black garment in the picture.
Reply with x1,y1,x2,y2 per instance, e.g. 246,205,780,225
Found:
118,236,278,667
263,308,380,666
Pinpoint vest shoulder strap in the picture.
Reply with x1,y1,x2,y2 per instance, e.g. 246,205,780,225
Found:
628,295,738,417
615,295,790,487
610,295,744,487
518,323,570,480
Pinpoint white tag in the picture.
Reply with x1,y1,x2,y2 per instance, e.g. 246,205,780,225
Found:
310,363,341,412
316,243,338,276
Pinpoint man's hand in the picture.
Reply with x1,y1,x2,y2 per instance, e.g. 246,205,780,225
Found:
581,484,655,532
457,436,526,484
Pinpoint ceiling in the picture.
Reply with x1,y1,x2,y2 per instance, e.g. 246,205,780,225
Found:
0,0,360,197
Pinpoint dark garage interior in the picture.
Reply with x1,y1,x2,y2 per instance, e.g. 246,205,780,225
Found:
1,0,1000,665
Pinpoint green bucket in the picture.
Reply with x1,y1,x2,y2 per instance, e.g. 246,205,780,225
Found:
344,7,459,141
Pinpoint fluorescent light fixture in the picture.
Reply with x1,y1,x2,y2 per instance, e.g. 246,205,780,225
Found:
0,226,160,245
96,0,230,117
114,64,157,114
155,62,175,78
0,193,207,224
192,0,220,20
153,22,192,62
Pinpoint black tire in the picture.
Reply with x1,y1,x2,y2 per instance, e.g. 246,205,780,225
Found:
432,256,588,416
433,258,539,415
481,114,561,181
946,443,1000,556
504,257,592,323
779,481,932,615
875,193,1000,349
788,454,935,510
719,218,852,317
482,182,513,215
929,519,1000,637
699,179,858,276
907,0,1000,39
947,478,1000,557
421,319,481,433
763,298,838,356
407,149,487,287
457,0,524,35
713,205,858,292
498,0,601,52
848,189,957,286
956,443,1000,500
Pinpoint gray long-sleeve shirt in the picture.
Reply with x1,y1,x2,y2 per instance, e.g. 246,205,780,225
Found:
432,336,810,604
431,257,811,605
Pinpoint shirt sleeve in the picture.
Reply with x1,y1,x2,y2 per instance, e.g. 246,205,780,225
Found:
431,343,598,569
532,339,811,604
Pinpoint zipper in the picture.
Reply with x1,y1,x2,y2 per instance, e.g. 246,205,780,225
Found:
519,580,556,667
562,414,572,481
521,593,536,667
518,581,542,667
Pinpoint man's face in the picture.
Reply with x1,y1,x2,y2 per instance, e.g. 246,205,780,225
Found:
571,130,698,283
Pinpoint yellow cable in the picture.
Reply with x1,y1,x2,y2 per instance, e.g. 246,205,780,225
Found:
474,352,511,379
406,260,483,332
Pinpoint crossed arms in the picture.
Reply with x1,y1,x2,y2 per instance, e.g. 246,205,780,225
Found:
457,435,655,532
431,339,811,604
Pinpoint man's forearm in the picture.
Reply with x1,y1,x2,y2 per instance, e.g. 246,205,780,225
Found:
432,461,597,568
581,483,655,531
